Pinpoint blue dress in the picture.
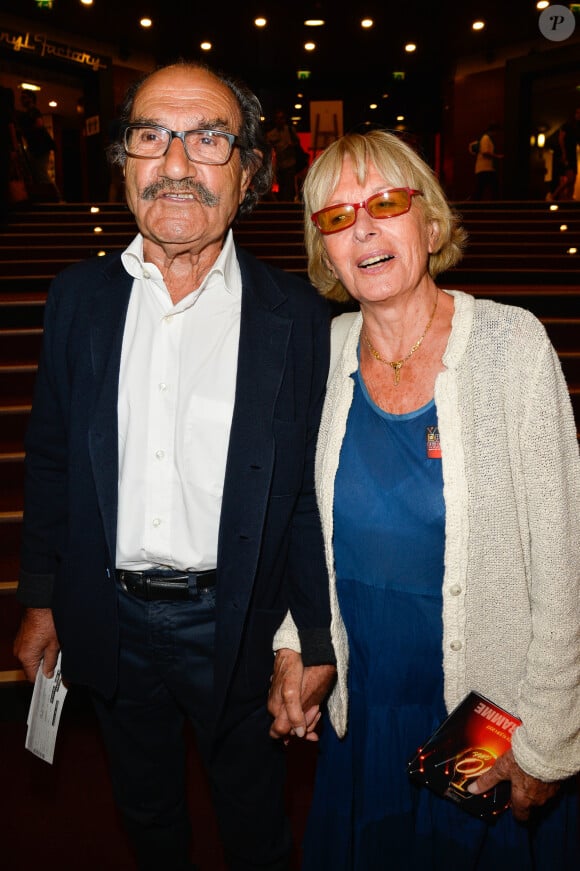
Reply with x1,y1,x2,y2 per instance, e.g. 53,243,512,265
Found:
301,370,579,871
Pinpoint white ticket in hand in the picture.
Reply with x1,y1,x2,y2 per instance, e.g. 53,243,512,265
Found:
25,651,68,764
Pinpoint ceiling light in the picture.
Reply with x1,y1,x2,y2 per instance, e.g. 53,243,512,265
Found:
396,115,405,121
21,82,41,91
48,100,57,108
254,17,267,27
361,18,374,29
200,41,212,51
369,103,378,110
472,20,485,31
536,1,549,9
404,43,417,53
80,0,94,5
304,42,316,51
140,18,152,28
304,19,324,26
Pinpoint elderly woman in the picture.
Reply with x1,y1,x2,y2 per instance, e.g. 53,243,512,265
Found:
270,130,580,869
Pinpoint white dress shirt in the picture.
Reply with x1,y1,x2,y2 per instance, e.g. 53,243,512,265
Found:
115,230,241,571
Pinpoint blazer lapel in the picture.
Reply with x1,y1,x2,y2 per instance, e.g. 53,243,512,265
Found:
214,250,291,694
88,260,132,565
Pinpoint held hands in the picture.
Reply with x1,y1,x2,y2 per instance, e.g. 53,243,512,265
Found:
13,607,60,681
467,747,560,822
268,648,336,742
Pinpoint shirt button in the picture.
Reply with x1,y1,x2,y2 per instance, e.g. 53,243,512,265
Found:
155,449,165,460
152,518,161,527
450,640,463,652
449,584,462,596
142,270,151,279
164,315,173,324
159,382,167,392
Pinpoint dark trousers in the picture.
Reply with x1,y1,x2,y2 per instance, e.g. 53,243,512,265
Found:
91,584,291,871
474,170,499,200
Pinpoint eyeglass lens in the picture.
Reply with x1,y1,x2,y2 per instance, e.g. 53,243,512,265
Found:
124,127,232,164
315,189,413,233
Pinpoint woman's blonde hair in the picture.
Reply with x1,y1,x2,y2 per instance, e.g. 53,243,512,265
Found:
302,130,467,302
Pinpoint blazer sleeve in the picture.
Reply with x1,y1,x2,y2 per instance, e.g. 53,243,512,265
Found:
284,302,336,665
18,278,72,606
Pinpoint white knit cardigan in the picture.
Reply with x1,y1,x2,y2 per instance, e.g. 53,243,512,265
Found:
274,289,580,782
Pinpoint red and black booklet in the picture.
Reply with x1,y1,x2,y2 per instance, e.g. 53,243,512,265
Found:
407,691,521,821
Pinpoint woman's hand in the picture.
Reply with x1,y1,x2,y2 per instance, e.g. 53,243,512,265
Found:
468,748,560,821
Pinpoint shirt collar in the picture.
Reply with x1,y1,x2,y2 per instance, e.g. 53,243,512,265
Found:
121,229,241,299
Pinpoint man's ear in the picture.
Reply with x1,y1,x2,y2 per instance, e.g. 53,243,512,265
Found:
239,150,261,204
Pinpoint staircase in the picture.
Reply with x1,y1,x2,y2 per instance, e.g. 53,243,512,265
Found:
1,199,579,683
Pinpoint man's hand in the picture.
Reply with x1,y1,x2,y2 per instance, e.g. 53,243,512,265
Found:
467,748,560,822
13,608,60,682
268,648,336,742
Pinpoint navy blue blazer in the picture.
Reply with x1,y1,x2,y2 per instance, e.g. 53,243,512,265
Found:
18,244,331,730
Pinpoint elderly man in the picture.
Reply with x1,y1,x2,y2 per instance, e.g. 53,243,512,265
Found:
14,61,335,871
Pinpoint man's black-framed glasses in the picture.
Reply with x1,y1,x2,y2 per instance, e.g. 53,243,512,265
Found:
123,125,238,165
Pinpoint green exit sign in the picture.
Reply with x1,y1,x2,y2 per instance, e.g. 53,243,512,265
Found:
392,71,405,81
297,70,311,80
35,0,53,7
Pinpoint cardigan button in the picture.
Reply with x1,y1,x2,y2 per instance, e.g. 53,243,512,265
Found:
449,584,462,596
450,640,463,651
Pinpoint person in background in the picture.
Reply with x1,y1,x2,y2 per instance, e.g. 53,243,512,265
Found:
14,60,336,871
17,89,62,201
270,128,580,870
266,109,300,201
473,121,503,200
547,107,580,201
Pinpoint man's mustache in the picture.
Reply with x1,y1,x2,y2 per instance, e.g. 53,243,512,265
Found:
141,178,220,206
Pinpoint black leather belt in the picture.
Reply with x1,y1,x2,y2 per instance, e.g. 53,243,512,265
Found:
116,569,217,601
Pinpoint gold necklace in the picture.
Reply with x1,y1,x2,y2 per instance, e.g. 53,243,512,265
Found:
362,290,439,386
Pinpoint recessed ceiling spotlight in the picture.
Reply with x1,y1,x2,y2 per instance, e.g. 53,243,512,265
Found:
304,19,325,26
304,42,316,51
140,17,152,28
200,41,212,51
472,20,485,31
361,18,374,29
254,17,267,27
404,43,417,53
